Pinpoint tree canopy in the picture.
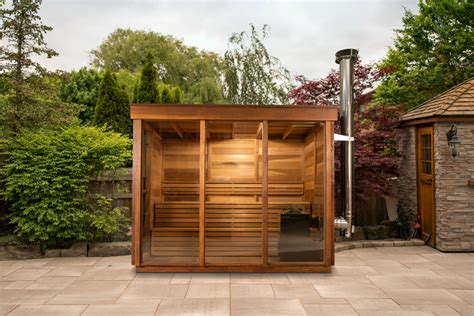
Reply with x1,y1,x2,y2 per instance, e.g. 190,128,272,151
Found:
90,28,224,103
224,24,291,105
59,68,103,124
375,0,474,110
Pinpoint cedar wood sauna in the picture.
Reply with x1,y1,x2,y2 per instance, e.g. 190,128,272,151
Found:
131,104,338,272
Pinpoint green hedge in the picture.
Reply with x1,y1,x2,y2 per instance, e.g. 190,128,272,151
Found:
2,126,132,247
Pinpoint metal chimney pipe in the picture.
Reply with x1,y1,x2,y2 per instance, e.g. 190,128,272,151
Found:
335,48,358,238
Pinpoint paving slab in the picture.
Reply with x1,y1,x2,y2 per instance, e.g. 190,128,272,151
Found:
78,267,135,281
0,304,17,315
119,283,188,300
156,298,229,316
449,289,474,304
46,280,129,305
231,297,306,316
272,284,320,298
186,284,230,298
0,289,58,304
2,268,51,281
231,284,274,298
82,303,158,315
384,288,467,305
7,304,87,315
26,276,77,290
401,304,461,315
0,246,471,315
302,303,358,316
347,298,403,312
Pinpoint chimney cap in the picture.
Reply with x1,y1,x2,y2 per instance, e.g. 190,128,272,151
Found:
335,49,359,63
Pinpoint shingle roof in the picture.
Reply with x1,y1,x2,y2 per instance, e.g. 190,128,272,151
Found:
400,78,474,122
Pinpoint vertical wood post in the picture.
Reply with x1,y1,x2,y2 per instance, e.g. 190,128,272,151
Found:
132,119,143,266
323,121,335,266
199,120,206,266
262,120,269,266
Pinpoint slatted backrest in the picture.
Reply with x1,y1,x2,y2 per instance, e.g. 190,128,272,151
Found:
268,140,303,182
162,140,199,182
161,182,199,201
205,183,304,196
208,139,260,182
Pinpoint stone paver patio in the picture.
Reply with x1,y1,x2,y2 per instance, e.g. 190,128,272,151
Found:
0,246,472,315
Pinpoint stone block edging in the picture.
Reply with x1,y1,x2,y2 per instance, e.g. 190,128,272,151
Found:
2,239,425,260
0,241,131,260
335,239,425,253
44,241,131,258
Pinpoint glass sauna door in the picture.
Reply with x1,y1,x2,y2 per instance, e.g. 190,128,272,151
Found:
267,121,325,264
205,121,263,265
142,121,200,265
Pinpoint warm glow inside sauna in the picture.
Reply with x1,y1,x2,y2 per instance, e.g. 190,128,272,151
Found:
131,104,337,272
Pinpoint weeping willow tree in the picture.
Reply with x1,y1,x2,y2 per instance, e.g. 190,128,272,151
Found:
223,24,291,105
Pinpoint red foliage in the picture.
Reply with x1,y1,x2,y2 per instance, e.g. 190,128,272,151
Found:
354,104,401,202
289,60,381,106
289,61,401,207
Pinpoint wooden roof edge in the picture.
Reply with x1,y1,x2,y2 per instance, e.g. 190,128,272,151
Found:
400,77,474,121
130,103,340,109
131,103,339,121
399,114,474,127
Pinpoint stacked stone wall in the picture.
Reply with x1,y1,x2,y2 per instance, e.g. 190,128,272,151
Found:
397,127,418,216
434,122,474,251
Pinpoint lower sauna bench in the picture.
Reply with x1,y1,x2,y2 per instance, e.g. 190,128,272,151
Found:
150,201,316,263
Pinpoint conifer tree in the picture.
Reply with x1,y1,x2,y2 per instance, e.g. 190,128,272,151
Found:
94,71,131,136
159,84,173,104
171,86,183,104
136,53,159,103
0,0,80,133
132,80,139,103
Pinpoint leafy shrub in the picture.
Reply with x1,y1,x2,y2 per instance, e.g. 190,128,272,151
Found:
89,195,130,242
2,126,131,247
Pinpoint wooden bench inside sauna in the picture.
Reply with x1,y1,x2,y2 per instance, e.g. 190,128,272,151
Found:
131,104,337,272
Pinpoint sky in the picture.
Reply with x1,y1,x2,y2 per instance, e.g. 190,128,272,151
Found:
36,0,419,79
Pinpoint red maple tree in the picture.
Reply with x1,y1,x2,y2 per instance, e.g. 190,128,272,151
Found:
289,60,381,106
289,60,401,211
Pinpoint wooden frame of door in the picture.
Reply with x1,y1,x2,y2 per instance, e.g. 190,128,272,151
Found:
415,125,436,247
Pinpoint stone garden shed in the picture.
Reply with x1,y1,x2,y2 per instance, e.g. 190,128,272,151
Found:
398,78,474,251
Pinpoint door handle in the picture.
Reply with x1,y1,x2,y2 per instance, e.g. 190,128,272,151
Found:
422,179,432,184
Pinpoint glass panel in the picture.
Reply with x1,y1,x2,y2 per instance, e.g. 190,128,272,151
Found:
205,121,263,265
142,121,200,265
268,121,324,263
420,135,432,175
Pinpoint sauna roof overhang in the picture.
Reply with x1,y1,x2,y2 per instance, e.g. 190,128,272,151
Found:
131,104,339,122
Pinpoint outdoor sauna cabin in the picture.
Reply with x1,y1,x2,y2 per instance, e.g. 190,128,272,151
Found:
131,104,337,272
